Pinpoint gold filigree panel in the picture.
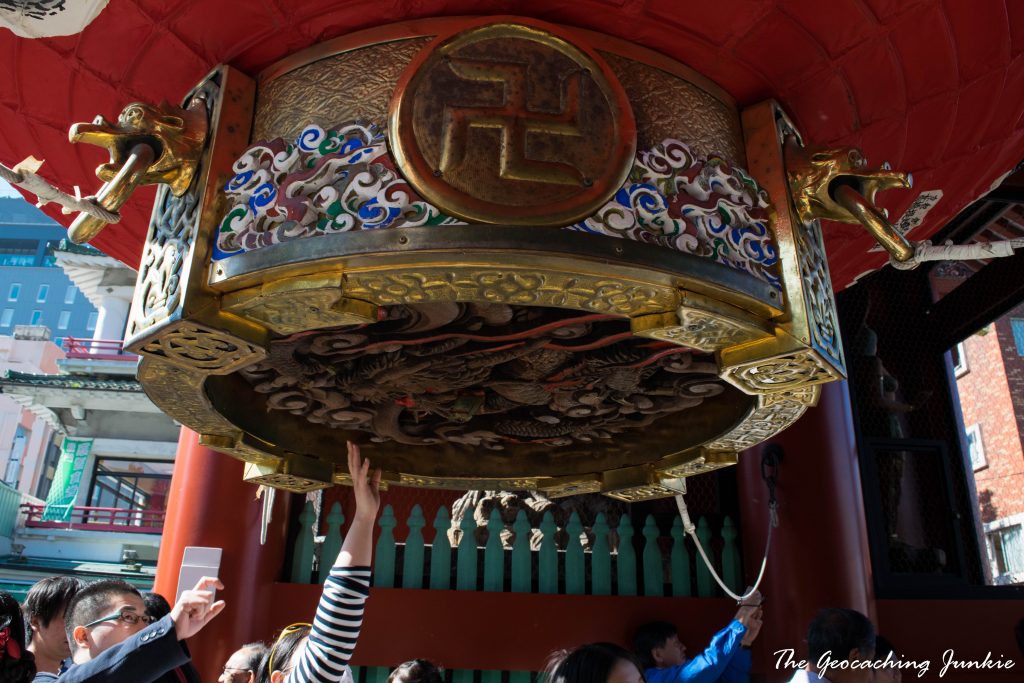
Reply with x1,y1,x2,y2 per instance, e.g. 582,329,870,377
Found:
657,450,738,478
243,461,333,493
224,277,379,336
198,433,280,467
253,38,431,142
706,385,819,452
604,483,682,503
537,476,603,499
137,357,236,437
343,269,677,317
721,347,840,394
397,473,540,491
795,217,846,373
632,293,772,352
127,165,202,340
139,322,266,374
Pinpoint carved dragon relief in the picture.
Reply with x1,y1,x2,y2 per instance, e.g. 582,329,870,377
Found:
236,302,728,449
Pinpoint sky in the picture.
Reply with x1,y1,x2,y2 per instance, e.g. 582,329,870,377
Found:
0,178,21,198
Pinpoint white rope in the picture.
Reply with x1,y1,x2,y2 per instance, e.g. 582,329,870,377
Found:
674,492,775,603
890,238,1024,270
1,157,121,224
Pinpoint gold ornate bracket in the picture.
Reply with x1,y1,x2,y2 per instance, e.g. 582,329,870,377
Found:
784,135,913,261
67,99,209,244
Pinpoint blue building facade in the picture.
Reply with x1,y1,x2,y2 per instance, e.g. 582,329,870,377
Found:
0,198,99,341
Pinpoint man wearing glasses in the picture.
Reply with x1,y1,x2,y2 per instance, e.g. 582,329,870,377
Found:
32,575,224,683
218,643,268,683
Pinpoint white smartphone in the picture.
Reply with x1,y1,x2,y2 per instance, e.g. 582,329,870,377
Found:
176,546,223,602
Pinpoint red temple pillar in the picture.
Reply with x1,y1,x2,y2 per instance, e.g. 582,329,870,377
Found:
737,381,876,682
154,428,292,679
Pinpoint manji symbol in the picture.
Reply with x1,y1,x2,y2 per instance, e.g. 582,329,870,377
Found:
440,58,585,186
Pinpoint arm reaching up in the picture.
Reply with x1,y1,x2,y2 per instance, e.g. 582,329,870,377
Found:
337,441,381,568
286,442,381,683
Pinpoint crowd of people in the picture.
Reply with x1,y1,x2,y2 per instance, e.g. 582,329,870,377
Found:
0,443,904,683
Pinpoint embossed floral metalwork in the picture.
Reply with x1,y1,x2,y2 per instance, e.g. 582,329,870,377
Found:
141,324,265,373
125,86,215,341
706,386,819,452
795,219,845,372
638,307,769,352
343,270,675,316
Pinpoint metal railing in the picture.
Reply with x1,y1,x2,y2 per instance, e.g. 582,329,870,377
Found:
59,337,138,361
20,504,164,534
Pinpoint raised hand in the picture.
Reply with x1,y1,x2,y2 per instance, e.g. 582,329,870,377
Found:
171,576,226,640
347,441,381,522
740,607,763,646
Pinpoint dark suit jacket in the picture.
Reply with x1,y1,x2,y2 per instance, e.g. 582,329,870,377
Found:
32,614,191,683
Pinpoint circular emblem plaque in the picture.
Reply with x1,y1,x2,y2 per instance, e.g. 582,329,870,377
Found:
389,20,637,225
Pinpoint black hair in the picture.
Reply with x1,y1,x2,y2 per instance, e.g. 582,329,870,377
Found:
0,590,36,683
22,576,83,643
547,643,645,683
64,580,142,645
238,642,269,673
633,622,677,670
143,592,172,621
874,635,895,661
388,659,445,683
257,625,310,683
806,608,876,662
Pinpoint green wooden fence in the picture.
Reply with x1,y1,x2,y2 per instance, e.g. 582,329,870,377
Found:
289,502,743,598
0,481,23,539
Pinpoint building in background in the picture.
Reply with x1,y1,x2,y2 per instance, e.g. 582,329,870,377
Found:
0,326,63,498
0,229,177,597
952,300,1024,584
0,197,100,341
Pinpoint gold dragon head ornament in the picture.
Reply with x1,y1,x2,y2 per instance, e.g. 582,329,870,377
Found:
66,97,209,243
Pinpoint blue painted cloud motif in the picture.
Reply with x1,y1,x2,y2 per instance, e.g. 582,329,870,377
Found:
214,125,781,292
213,122,462,259
569,139,781,290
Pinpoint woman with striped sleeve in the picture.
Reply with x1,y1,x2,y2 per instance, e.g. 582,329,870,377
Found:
258,442,381,683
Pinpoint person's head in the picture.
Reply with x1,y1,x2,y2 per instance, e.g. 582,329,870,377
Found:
806,608,876,683
547,643,645,683
65,580,151,662
258,624,308,683
22,575,82,662
0,589,35,683
220,642,268,683
874,636,901,683
633,622,684,670
258,622,354,683
387,659,444,683
143,592,172,621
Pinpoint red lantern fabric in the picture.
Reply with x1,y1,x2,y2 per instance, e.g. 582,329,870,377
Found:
0,0,1021,289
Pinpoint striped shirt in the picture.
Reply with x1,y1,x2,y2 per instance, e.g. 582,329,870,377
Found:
287,565,371,683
